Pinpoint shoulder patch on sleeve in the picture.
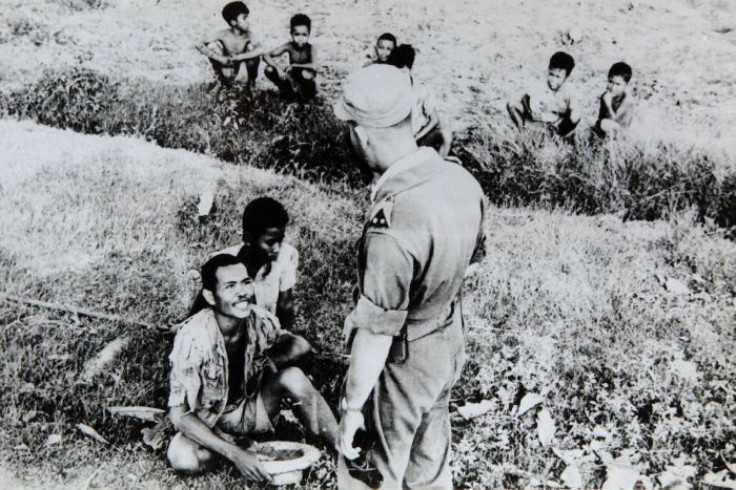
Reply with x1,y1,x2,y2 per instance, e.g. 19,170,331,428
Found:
368,196,393,229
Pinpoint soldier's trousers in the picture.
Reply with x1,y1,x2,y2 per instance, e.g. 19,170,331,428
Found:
338,316,466,489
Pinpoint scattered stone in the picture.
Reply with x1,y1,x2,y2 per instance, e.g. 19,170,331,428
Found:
670,360,699,382
45,434,62,446
456,399,495,420
77,423,110,445
665,278,690,296
81,336,130,382
196,191,215,218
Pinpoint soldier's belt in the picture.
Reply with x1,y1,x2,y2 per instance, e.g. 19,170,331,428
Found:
404,300,458,342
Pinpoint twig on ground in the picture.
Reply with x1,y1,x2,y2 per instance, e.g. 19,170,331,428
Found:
0,294,165,331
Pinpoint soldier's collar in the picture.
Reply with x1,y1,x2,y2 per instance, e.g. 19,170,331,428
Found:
370,147,437,203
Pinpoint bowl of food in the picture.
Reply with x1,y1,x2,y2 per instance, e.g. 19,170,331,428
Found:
253,441,322,486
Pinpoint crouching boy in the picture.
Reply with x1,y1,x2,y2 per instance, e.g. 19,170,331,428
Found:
196,1,260,88
167,254,338,483
262,14,319,101
594,61,636,137
507,51,581,138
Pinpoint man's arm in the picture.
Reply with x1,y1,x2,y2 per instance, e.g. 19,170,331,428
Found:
169,405,271,483
339,232,412,459
339,329,393,459
276,289,294,330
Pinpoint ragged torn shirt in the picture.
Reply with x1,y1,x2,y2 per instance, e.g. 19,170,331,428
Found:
167,306,283,428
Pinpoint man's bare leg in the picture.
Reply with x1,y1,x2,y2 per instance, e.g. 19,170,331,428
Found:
261,367,339,451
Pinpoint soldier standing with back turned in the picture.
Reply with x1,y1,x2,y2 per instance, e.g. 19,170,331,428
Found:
333,64,486,489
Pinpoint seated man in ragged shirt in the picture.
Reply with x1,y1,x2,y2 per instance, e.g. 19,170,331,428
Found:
166,254,338,484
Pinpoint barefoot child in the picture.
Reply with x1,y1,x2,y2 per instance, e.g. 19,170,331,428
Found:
196,1,260,88
389,44,453,157
363,32,397,67
262,14,319,101
507,51,581,138
594,62,636,137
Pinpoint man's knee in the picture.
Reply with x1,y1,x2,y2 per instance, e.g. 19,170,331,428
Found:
167,433,208,474
274,366,311,398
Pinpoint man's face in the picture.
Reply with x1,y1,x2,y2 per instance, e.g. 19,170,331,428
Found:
607,75,628,97
375,40,395,62
291,25,310,47
254,226,285,263
547,68,568,91
233,13,250,32
210,263,255,319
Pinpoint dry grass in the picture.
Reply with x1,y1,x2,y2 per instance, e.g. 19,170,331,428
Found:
1,120,734,488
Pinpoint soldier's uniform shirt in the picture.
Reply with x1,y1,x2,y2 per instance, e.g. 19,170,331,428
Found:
339,147,485,489
168,306,284,435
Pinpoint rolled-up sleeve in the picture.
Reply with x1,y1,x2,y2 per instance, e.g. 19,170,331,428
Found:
344,232,413,339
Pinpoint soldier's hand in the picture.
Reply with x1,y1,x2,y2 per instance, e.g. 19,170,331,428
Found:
338,410,365,460
231,449,272,484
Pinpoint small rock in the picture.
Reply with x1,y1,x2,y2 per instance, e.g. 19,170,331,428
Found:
45,434,62,446
665,278,690,295
197,192,215,218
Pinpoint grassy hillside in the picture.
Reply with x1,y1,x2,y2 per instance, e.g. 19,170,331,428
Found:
1,0,735,154
1,120,734,488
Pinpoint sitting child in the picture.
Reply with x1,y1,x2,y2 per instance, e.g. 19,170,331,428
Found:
388,44,453,157
593,62,636,137
262,14,319,101
363,32,397,67
187,197,298,330
507,51,581,138
196,1,260,88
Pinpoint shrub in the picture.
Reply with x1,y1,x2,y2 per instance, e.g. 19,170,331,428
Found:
3,68,367,187
4,67,735,229
455,127,736,228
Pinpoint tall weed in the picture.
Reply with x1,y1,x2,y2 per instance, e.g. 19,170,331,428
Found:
3,67,735,229
456,127,736,228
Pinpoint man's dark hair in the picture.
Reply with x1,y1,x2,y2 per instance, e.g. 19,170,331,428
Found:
387,44,415,70
549,51,575,75
377,32,397,45
201,253,243,292
290,13,311,33
242,197,289,239
608,61,633,82
222,1,249,24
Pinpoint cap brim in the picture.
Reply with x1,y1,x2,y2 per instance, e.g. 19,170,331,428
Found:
333,97,412,128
